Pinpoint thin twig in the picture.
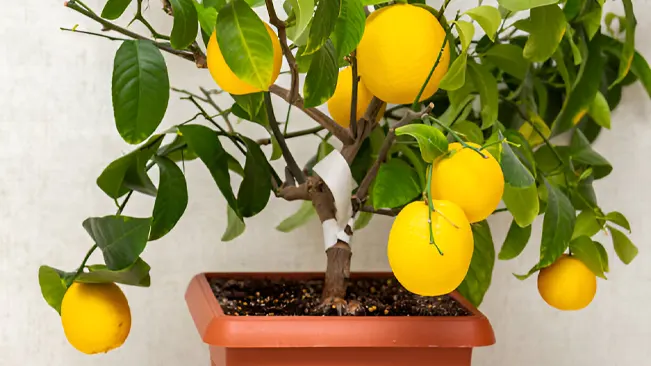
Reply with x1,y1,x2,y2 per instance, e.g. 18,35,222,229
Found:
359,206,402,217
350,51,359,138
265,0,299,103
257,126,324,145
269,84,354,145
411,31,449,111
264,92,305,184
60,27,129,41
132,0,170,40
437,0,453,20
199,87,234,133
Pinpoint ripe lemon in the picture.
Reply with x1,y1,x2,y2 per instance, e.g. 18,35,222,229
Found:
207,24,282,95
430,142,504,223
357,4,451,104
537,255,597,311
327,67,385,128
387,200,474,296
61,282,131,354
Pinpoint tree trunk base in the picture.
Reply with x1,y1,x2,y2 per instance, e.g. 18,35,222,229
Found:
320,241,362,315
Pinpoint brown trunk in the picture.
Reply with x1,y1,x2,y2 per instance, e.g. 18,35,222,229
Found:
322,241,352,300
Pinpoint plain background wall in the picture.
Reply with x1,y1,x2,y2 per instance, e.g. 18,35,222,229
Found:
1,0,650,365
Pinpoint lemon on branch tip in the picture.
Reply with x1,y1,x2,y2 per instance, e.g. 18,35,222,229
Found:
537,254,597,311
327,67,385,128
387,200,473,297
206,24,283,95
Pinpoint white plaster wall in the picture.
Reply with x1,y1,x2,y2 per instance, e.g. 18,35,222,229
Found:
1,0,650,365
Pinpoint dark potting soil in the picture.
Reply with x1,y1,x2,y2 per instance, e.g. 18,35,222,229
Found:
210,277,471,317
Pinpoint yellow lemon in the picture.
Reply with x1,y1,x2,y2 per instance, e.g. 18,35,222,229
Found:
537,255,597,311
327,67,385,128
430,142,504,223
387,200,474,296
207,24,283,95
61,282,131,354
357,4,450,104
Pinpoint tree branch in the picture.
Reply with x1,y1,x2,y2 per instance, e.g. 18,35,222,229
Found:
199,87,234,133
257,126,324,145
269,84,354,145
359,206,402,217
349,51,359,138
264,0,299,103
264,92,306,184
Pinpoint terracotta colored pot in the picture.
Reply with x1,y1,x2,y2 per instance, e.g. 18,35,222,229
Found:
185,272,495,366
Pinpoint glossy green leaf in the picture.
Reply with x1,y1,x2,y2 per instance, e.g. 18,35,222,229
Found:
372,159,421,209
457,221,495,307
452,120,483,145
611,0,636,88
194,1,218,35
464,6,501,42
303,40,338,107
395,124,448,163
503,130,536,175
286,0,315,45
582,7,602,40
439,51,467,91
303,0,341,55
76,258,151,287
606,211,631,232
149,156,188,241
499,221,532,260
588,91,611,129
569,130,612,179
467,60,498,129
217,0,274,90
83,216,152,271
244,0,266,6
238,137,272,217
354,211,373,231
178,125,238,213
552,38,605,135
159,134,199,162
500,134,534,188
222,205,246,241
169,0,199,49
572,210,601,240
97,136,162,199
497,0,559,12
552,48,572,94
483,44,529,80
523,5,566,63
563,0,583,20
232,92,265,117
539,181,575,268
331,0,365,60
454,20,475,52
112,41,170,144
565,25,583,66
276,201,316,232
608,226,638,264
204,0,227,9
39,266,68,314
101,0,133,20
503,184,539,227
570,236,606,278
597,34,651,99
594,241,610,273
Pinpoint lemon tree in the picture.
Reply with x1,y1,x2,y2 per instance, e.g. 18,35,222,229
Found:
39,0,649,355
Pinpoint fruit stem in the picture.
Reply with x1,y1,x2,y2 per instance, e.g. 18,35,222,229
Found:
427,116,488,159
410,32,450,111
426,165,444,255
67,244,98,287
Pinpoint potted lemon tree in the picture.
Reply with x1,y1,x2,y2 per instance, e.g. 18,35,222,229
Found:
39,0,646,364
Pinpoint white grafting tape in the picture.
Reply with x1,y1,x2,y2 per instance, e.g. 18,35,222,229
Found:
322,219,340,250
312,149,358,232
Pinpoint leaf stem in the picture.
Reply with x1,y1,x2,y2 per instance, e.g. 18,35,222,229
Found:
66,244,98,287
411,32,450,111
428,116,488,158
426,165,443,255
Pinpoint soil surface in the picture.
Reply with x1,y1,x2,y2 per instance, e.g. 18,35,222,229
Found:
210,277,471,317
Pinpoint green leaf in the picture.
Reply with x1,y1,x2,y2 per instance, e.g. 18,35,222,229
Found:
76,258,151,287
303,0,341,55
572,210,601,240
159,134,199,162
464,6,501,42
97,136,163,199
83,216,152,271
331,0,365,60
523,4,566,63
454,20,475,52
588,91,611,129
372,159,421,209
303,40,338,107
169,0,199,49
194,0,218,35
563,0,583,20
497,0,559,12
569,130,612,179
483,44,529,80
552,37,605,135
362,0,388,4
594,241,609,273
217,0,274,90
439,51,467,91
276,201,316,232
204,0,227,10
112,41,170,144
500,133,534,188
565,25,583,66
452,120,483,145
581,7,602,40
238,137,272,217
539,181,576,268
457,221,495,307
286,0,315,46
354,211,373,231
570,236,606,278
101,0,133,20
244,0,266,6
467,60,498,129
503,184,539,227
597,34,651,99
499,220,532,260
606,211,631,232
39,266,68,314
552,48,572,94
395,124,448,163
178,125,238,213
611,0,636,88
222,205,246,241
608,226,638,264
518,114,550,148
232,92,265,117
149,156,188,241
